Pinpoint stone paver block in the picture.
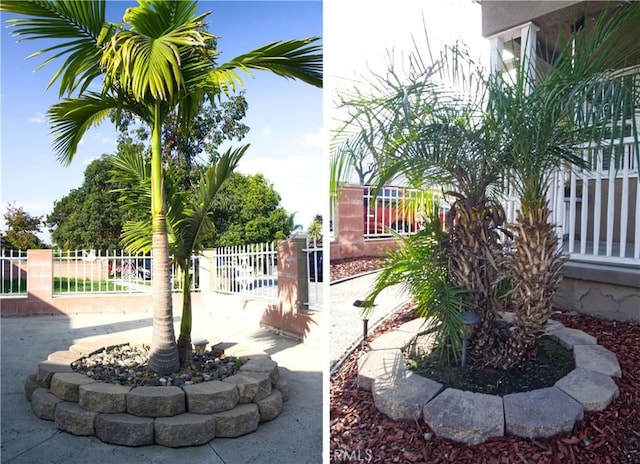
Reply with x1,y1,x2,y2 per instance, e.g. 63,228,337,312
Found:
223,372,272,403
24,373,39,401
155,413,216,447
544,319,564,334
240,358,279,383
31,388,63,421
36,360,74,388
574,344,622,377
373,373,443,421
357,349,406,391
257,389,283,422
79,382,132,413
396,318,431,335
50,373,95,402
369,330,416,351
127,386,185,417
213,342,270,362
183,381,239,413
95,413,154,446
47,350,82,365
504,387,583,438
212,403,260,437
555,368,620,411
423,388,504,445
69,341,105,357
55,401,97,436
550,327,597,349
275,375,289,402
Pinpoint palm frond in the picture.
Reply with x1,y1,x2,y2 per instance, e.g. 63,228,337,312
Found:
47,92,119,165
1,0,110,96
217,38,323,89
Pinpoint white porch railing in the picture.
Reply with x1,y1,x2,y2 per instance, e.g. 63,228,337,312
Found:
212,242,278,299
504,137,639,266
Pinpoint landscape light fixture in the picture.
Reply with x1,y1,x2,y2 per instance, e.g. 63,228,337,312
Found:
353,299,376,348
460,311,480,368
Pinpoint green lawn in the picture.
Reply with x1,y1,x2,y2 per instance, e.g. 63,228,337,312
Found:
1,279,27,294
53,277,129,293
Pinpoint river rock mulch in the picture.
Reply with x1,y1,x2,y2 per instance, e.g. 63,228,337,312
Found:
330,304,640,463
72,344,241,387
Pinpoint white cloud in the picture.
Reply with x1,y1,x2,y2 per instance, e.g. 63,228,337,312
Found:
27,112,46,124
260,126,273,138
300,127,323,148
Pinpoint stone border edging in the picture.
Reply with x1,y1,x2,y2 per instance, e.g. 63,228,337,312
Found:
357,314,621,445
24,337,289,448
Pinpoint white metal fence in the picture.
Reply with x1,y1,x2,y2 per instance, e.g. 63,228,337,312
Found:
213,242,278,299
305,237,323,310
363,185,451,239
51,250,199,295
1,249,27,296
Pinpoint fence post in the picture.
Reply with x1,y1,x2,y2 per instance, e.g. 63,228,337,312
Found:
276,234,309,313
27,249,54,301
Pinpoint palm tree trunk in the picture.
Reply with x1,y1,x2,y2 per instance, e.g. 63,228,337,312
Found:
446,202,502,359
498,202,565,368
148,109,180,375
177,261,193,367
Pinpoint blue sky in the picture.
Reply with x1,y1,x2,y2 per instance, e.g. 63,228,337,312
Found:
0,1,322,244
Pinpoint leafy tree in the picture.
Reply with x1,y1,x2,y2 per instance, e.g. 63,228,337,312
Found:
1,204,46,250
46,157,141,250
209,173,292,246
2,0,322,375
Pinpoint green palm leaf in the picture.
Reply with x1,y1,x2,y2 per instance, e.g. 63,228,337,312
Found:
1,0,110,96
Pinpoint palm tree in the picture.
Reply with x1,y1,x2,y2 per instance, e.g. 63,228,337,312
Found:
110,145,249,367
331,42,509,358
2,0,322,374
332,3,640,368
488,3,640,367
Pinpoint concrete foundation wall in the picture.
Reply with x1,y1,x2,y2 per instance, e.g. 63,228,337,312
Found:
554,262,640,321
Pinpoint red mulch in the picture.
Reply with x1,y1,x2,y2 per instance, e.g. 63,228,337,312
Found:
330,306,640,464
330,256,384,282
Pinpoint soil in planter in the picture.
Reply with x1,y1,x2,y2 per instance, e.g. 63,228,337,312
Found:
406,336,575,396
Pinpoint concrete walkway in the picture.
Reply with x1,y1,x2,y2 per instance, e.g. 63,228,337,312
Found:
0,304,322,464
330,272,409,371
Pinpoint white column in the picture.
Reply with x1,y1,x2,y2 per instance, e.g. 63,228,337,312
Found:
519,22,538,94
489,35,505,75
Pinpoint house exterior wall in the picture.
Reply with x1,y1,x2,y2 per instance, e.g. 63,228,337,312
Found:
482,1,578,38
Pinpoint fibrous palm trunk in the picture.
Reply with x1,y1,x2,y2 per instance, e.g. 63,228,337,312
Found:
446,201,505,359
498,202,565,368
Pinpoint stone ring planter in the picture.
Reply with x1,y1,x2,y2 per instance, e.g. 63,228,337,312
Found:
356,315,621,445
24,336,289,447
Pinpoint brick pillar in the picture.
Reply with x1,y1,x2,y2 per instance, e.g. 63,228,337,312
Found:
277,235,308,313
27,249,54,301
331,185,366,260
261,234,311,340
